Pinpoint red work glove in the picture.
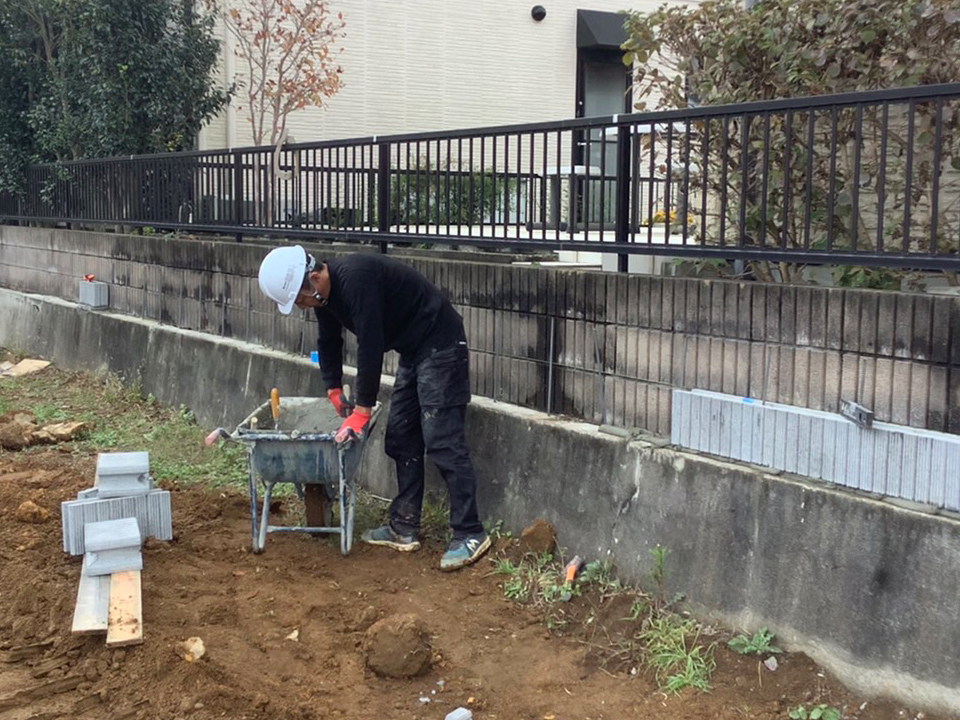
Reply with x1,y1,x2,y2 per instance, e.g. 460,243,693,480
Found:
335,408,371,443
327,388,354,418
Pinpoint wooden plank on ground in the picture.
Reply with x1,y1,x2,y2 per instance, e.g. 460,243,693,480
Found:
106,570,142,647
2,359,50,378
71,566,110,634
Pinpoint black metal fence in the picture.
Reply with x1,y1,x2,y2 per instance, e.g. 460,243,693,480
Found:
2,83,960,271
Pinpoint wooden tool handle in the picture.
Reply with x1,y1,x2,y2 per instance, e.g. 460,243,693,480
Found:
270,388,280,423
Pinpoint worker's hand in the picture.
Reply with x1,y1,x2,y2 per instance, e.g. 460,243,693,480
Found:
335,408,371,443
327,388,354,418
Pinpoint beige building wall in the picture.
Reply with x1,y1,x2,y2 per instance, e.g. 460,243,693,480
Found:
199,0,698,151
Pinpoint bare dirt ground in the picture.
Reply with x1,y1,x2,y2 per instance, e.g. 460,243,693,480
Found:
0,357,952,720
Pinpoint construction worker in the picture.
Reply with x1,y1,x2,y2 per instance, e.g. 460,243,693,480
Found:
257,246,491,571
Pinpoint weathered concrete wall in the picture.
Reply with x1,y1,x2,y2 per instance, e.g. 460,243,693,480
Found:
2,226,959,437
1,287,959,715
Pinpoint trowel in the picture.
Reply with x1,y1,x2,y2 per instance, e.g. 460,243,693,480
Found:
270,387,280,430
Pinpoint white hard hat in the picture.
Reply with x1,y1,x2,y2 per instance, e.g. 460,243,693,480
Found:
258,245,307,315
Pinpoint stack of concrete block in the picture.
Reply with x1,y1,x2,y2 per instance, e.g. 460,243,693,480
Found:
95,452,152,496
61,451,172,556
83,517,143,575
68,451,167,647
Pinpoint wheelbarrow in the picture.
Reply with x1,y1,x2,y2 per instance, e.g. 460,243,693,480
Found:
212,396,380,554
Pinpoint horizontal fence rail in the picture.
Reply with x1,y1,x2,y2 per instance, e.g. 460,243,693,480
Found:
2,84,960,270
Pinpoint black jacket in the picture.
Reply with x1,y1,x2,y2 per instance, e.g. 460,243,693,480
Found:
313,254,465,407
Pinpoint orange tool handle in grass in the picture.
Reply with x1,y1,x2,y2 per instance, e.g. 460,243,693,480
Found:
564,556,583,584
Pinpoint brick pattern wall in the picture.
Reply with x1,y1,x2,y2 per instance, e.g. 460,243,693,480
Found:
2,226,958,435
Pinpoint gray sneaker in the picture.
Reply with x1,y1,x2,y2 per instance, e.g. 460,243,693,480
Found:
361,525,421,552
439,532,491,572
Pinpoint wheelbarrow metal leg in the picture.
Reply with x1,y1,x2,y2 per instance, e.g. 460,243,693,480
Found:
247,452,261,554
258,481,274,553
338,447,354,555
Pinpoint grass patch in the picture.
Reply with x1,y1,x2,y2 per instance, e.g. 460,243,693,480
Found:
488,543,717,695
727,627,781,656
0,365,247,490
31,402,68,424
638,615,716,694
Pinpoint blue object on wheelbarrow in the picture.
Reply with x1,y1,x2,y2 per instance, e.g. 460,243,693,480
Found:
225,396,380,555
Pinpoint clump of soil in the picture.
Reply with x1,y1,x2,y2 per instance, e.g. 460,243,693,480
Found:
15,500,50,524
517,517,556,555
0,410,87,450
362,613,432,678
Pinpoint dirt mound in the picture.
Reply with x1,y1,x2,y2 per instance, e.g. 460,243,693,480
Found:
362,613,432,678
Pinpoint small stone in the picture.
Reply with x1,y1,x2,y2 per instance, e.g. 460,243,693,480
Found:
15,500,49,524
180,637,205,662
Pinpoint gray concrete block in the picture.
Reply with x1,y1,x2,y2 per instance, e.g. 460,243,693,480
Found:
660,277,674,331
764,286,781,343
842,292,862,352
85,517,141,552
751,285,766,342
894,294,914,359
911,295,933,361
909,365,930,429
793,347,810,407
891,361,912,425
928,366,948,432
78,280,109,309
795,286,812,346
61,490,172,555
736,283,752,340
83,546,142,576
877,293,897,356
826,288,844,351
859,292,879,355
95,451,151,497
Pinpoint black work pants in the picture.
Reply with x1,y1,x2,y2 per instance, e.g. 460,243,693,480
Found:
383,341,483,538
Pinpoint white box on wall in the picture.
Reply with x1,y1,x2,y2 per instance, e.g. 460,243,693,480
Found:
79,280,109,309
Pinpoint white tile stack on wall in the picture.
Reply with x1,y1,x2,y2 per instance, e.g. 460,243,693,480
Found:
1,226,959,439
671,389,960,512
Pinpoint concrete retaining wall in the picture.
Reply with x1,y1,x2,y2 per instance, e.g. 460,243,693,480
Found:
2,226,959,437
1,287,958,715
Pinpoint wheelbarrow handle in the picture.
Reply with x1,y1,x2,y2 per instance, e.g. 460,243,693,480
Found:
204,427,232,446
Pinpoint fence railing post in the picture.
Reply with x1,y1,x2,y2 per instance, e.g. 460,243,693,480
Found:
377,141,390,254
232,151,243,243
614,123,631,273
